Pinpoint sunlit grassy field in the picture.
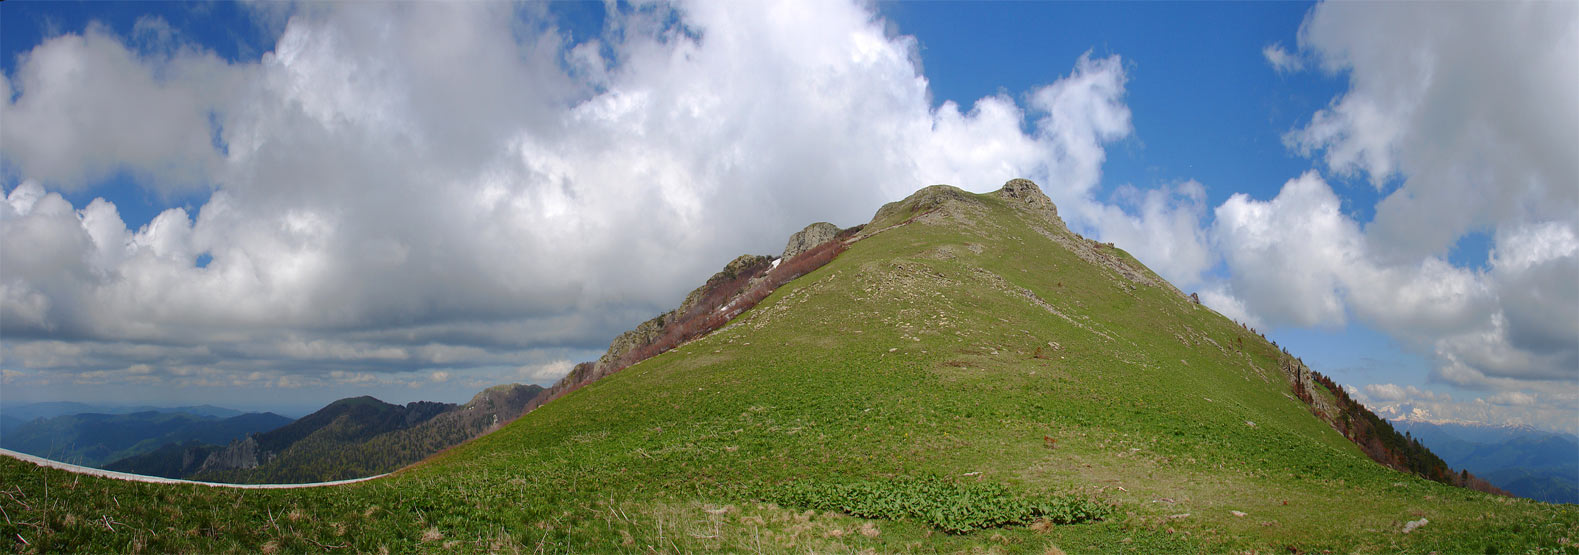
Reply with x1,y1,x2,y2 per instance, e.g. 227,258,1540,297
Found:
3,189,1574,553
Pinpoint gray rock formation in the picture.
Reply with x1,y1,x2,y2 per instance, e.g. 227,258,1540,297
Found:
868,184,976,229
591,254,774,371
199,435,265,473
996,178,1059,217
782,222,840,260
677,254,774,319
597,314,671,369
1282,355,1335,419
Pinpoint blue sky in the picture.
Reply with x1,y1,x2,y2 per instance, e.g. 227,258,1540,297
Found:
1,1,1574,432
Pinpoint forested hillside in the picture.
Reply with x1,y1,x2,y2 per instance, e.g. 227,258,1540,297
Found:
108,384,545,483
0,411,291,468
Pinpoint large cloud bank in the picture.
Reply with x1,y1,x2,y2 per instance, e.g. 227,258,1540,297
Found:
2,1,1178,398
1224,1,1577,430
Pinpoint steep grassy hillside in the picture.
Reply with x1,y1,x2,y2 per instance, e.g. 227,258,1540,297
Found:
1,181,1573,553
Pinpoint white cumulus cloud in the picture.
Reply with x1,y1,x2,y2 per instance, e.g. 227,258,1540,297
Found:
1208,0,1579,432
1261,43,1303,73
1287,1,1579,260
0,0,1195,399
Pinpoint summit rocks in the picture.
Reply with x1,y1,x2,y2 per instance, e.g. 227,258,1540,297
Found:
782,222,841,260
996,177,1058,216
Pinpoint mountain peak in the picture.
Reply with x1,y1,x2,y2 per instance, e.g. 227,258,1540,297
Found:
866,184,977,229
995,177,1058,216
866,179,1067,235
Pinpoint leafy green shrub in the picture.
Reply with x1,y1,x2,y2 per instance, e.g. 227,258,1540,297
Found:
763,475,1109,534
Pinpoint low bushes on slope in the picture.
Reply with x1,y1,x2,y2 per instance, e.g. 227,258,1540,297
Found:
765,475,1109,534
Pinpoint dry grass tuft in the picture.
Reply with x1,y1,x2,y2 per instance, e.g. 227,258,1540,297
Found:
421,527,444,542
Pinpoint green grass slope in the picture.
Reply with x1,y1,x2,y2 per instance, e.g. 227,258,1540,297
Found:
2,181,1574,553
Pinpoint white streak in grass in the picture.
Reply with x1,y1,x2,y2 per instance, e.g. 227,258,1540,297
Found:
0,448,387,489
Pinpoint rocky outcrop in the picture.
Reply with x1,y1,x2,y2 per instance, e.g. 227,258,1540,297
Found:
1283,355,1335,420
405,383,544,437
782,222,840,260
594,254,775,372
463,383,544,415
996,178,1059,217
529,216,873,415
988,179,1182,297
528,252,781,413
868,184,978,229
676,255,774,321
199,435,267,473
403,401,451,428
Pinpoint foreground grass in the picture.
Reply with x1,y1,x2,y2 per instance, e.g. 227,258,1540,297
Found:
4,190,1575,553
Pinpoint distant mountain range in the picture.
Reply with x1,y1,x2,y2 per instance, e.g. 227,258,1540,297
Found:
0,410,292,467
113,383,546,483
1394,419,1578,504
0,415,24,436
2,402,246,423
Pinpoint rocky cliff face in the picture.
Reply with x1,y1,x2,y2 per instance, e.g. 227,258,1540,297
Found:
996,177,1060,217
677,254,777,318
528,252,782,413
448,383,545,432
403,401,452,428
781,222,840,260
198,435,268,473
596,316,669,370
597,254,775,372
1283,355,1336,421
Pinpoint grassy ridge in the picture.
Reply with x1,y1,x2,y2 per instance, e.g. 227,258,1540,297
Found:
3,187,1575,553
